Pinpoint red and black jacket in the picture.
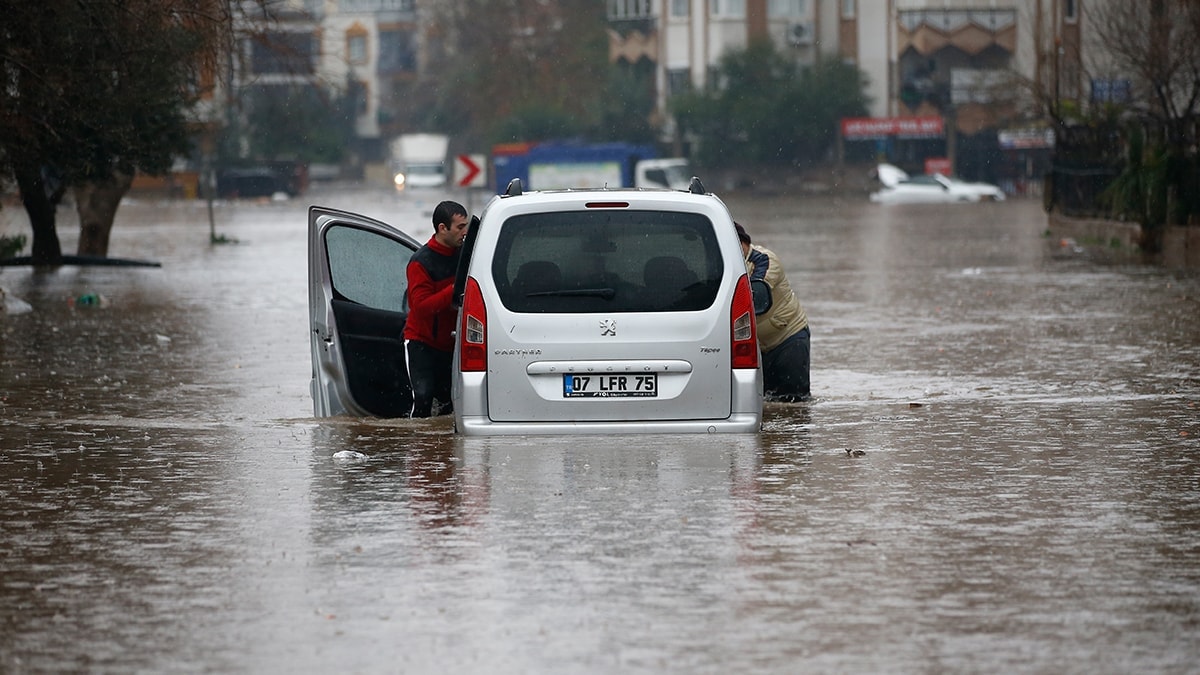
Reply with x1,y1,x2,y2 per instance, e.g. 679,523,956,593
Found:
403,236,460,352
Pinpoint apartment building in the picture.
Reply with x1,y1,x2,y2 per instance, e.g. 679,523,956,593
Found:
228,0,1092,188
607,0,1087,187
231,0,431,167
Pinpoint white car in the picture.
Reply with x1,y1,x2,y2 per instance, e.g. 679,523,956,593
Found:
307,178,764,435
869,163,1006,204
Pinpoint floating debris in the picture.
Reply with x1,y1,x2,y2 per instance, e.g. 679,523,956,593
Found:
69,293,109,309
1,286,33,315
332,450,369,463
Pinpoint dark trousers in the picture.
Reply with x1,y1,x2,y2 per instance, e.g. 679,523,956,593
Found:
762,326,810,402
407,340,453,418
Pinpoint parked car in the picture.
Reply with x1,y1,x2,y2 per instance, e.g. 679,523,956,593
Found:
869,163,1006,204
307,179,764,435
217,162,308,199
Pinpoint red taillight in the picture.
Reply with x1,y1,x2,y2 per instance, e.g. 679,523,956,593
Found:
730,274,759,369
459,277,487,372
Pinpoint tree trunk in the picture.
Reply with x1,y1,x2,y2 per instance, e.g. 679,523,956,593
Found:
74,169,133,257
13,164,64,266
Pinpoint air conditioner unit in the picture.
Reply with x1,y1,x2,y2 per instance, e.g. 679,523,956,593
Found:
787,22,814,46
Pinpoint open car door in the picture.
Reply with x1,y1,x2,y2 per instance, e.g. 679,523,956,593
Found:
309,206,421,417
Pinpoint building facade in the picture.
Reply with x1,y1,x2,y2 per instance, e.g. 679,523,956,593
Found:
225,0,1096,188
227,0,434,170
607,0,1089,188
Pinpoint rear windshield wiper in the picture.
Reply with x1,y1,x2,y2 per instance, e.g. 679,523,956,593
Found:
526,288,616,300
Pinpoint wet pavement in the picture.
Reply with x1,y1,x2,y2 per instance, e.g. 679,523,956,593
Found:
1,185,1198,673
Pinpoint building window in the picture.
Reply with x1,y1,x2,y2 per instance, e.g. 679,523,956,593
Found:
347,27,368,65
841,0,855,20
667,68,691,97
1063,0,1077,23
378,28,416,74
671,0,689,17
769,0,806,19
348,35,367,64
710,0,745,18
608,0,654,19
250,31,317,75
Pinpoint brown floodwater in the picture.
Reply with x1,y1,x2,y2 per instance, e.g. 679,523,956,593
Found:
1,185,1197,673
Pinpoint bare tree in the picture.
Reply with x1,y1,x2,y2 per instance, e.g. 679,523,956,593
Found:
1087,0,1200,135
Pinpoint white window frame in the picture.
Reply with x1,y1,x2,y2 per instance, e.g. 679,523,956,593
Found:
710,0,745,19
768,0,806,19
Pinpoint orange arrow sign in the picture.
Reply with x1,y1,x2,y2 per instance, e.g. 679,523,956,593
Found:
455,154,483,187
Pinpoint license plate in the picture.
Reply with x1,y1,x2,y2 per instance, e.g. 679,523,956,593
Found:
563,373,658,398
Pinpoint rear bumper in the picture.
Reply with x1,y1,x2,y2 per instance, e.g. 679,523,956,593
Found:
455,412,762,436
453,368,762,436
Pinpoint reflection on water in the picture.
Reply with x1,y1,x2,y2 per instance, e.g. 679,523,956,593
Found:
1,190,1198,672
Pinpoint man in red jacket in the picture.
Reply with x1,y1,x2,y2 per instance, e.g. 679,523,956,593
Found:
405,200,469,417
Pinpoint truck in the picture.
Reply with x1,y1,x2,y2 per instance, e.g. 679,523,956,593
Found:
492,141,692,193
390,133,450,189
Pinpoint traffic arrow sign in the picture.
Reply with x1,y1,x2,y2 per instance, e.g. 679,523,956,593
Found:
454,154,486,188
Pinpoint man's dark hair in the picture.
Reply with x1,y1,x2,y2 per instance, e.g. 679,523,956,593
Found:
432,200,467,232
734,222,751,244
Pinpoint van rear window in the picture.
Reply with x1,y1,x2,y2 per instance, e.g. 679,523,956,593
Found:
492,210,723,313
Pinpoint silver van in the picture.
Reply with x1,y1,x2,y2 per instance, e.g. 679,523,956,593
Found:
451,180,762,435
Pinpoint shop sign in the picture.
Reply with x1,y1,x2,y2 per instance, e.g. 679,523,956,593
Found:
841,116,944,140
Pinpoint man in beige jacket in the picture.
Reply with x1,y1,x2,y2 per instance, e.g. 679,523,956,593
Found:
736,223,810,401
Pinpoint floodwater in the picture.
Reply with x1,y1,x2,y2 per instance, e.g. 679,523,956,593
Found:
1,185,1198,673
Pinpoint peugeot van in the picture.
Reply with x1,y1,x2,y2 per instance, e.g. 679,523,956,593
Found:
307,180,762,434
450,179,762,435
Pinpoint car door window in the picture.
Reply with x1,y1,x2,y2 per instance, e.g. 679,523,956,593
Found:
321,223,414,418
326,224,410,311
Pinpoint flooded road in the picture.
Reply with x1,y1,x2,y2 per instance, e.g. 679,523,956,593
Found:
2,186,1198,673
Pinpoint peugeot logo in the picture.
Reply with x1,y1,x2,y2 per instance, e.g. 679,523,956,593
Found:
599,319,617,336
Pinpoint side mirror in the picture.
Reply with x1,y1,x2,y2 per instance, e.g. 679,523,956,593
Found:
750,279,772,315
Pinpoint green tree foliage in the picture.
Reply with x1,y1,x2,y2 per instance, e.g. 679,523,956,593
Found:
492,105,582,142
239,82,356,164
0,234,26,259
0,0,238,263
670,40,870,168
593,60,659,145
429,0,656,147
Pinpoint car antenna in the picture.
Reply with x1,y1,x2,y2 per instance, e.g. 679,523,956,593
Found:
688,176,706,194
505,178,523,196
